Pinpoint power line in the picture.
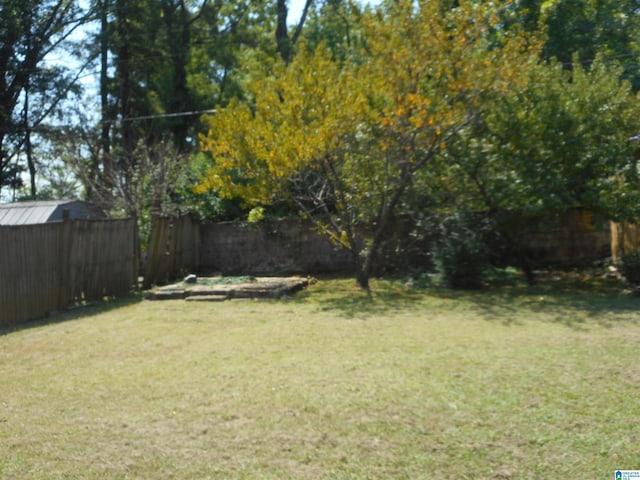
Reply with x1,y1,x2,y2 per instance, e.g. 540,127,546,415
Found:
109,109,218,123
0,108,218,134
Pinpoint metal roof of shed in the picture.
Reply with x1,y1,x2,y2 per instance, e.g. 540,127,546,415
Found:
0,200,106,225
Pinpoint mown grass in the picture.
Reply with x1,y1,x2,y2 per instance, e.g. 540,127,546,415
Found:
1,273,639,479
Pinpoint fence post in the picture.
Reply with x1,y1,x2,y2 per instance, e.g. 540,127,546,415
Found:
58,216,73,308
133,218,140,291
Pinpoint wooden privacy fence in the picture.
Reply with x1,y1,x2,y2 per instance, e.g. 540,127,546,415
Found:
610,221,640,263
144,215,354,287
145,210,615,288
144,214,199,288
0,218,137,328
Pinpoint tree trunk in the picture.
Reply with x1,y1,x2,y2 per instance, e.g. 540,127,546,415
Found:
355,255,372,290
168,0,191,151
116,0,134,163
24,84,36,198
353,233,387,290
98,0,112,203
276,0,313,63
26,128,36,198
276,0,290,62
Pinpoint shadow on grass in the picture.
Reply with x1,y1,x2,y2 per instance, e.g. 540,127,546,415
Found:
294,276,429,318
472,272,640,328
0,293,143,336
445,284,640,328
301,271,640,328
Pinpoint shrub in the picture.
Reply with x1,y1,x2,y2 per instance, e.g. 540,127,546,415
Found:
618,251,640,285
432,210,490,289
247,206,265,223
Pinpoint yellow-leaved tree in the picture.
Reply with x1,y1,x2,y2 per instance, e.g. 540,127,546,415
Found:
197,0,541,289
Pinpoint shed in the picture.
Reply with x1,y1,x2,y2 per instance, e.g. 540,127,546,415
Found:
0,200,107,225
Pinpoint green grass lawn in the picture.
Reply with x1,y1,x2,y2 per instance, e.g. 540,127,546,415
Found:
1,274,639,479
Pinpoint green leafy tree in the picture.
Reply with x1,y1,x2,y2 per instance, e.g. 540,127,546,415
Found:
303,0,366,59
442,56,640,279
506,0,640,89
198,0,540,288
72,0,272,218
0,0,88,198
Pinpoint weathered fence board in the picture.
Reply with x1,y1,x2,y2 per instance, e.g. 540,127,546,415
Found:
0,218,137,328
611,221,640,263
144,215,199,288
515,209,611,266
